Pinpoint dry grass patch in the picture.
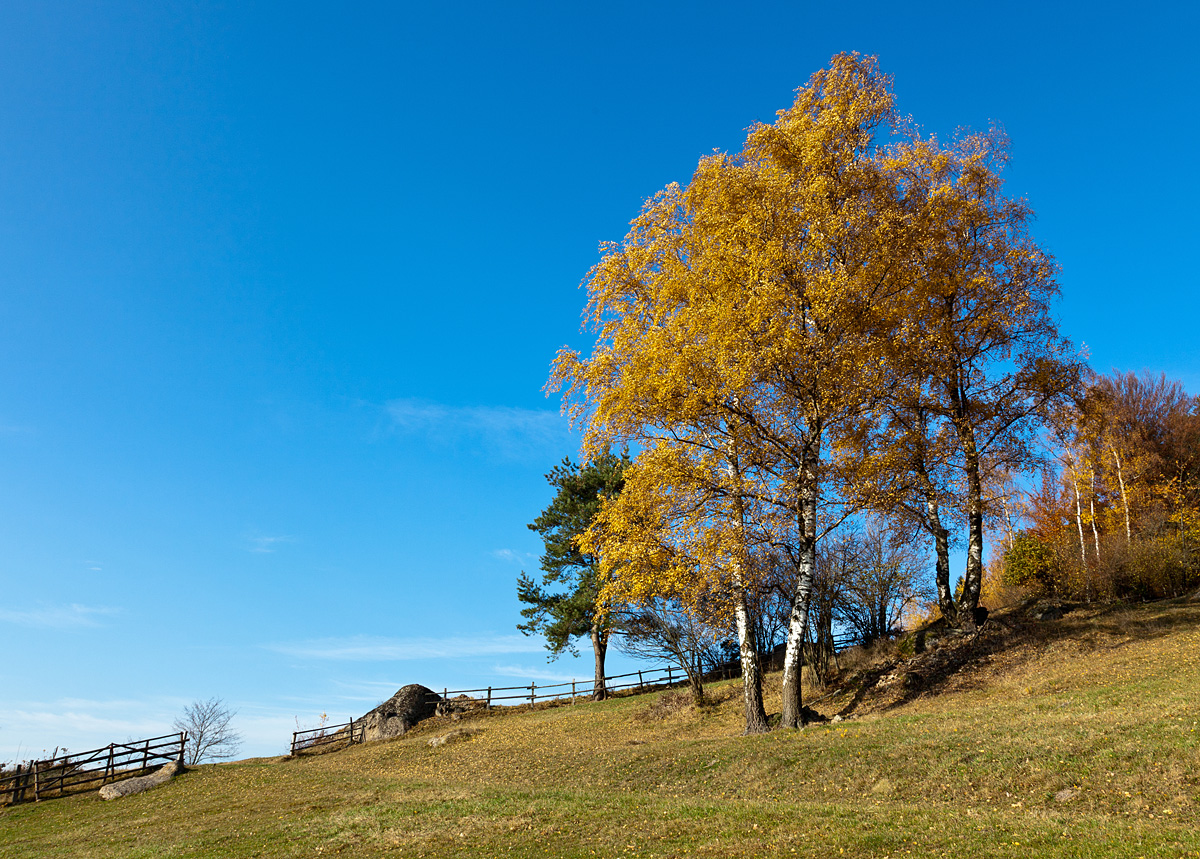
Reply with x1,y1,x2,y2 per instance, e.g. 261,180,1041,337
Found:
3,600,1199,858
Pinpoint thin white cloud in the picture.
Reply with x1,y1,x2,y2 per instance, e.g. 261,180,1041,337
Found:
265,633,544,662
0,697,180,763
490,664,580,684
325,678,412,704
0,697,302,763
0,603,119,629
384,398,574,459
247,535,295,554
491,548,538,565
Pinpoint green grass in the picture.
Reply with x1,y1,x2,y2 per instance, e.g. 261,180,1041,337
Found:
3,600,1199,858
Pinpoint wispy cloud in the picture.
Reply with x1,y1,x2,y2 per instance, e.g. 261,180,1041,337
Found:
384,398,574,459
491,548,538,565
490,664,579,684
0,697,305,763
266,633,544,662
327,678,413,703
247,535,295,554
0,603,119,629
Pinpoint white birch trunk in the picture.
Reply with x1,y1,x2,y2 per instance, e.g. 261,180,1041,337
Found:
927,494,956,626
724,437,768,734
1069,455,1089,600
1088,465,1101,564
780,440,819,729
1002,495,1015,552
1110,444,1132,546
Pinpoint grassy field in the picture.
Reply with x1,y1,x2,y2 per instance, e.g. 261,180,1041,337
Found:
3,599,1199,858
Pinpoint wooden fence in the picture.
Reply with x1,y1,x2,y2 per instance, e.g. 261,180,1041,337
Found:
290,719,365,756
290,633,865,753
426,663,698,711
0,732,187,806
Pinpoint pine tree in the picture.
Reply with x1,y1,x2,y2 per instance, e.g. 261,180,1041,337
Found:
517,452,628,700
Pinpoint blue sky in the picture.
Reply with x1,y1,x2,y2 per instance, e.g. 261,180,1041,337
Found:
1,1,1197,761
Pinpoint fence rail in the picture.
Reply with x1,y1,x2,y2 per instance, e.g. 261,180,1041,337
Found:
426,663,696,712
0,732,187,806
290,719,365,756
291,632,865,752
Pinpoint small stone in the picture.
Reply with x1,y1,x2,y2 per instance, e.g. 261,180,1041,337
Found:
1033,601,1064,621
427,728,477,748
1054,788,1077,803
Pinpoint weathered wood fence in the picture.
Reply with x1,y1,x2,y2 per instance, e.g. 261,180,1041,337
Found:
0,731,187,806
428,638,858,711
427,663,694,711
290,718,365,756
289,633,866,752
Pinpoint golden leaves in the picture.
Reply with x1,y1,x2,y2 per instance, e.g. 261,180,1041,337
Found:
556,51,1075,629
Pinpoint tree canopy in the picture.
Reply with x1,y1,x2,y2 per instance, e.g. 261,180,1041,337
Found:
552,51,1080,729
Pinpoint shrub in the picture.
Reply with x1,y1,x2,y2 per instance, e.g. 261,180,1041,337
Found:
1003,534,1057,592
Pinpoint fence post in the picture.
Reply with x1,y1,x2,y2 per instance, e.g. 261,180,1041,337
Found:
14,763,23,804
142,739,150,771
348,718,355,746
486,687,492,709
571,680,576,703
32,761,39,802
105,745,114,784
668,666,673,686
638,670,644,691
291,731,298,756
530,682,536,705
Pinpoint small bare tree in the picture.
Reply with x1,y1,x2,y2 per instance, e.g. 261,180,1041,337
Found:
173,697,242,764
835,522,931,646
615,598,725,705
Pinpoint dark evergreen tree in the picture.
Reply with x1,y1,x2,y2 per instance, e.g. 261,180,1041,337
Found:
517,451,628,700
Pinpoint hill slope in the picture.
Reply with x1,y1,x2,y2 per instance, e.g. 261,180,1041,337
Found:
3,599,1199,858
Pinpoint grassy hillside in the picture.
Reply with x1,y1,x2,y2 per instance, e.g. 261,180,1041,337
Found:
3,599,1199,858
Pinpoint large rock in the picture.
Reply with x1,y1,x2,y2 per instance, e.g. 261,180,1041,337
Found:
358,684,441,742
98,761,184,800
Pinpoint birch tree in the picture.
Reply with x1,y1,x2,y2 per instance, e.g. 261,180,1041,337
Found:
554,53,906,728
866,128,1080,627
582,439,772,731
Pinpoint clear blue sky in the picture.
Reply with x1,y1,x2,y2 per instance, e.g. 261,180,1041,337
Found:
2,1,1196,761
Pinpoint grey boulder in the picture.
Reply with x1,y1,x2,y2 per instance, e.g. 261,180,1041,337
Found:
358,684,441,742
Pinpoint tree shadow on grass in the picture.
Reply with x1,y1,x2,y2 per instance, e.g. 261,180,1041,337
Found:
830,599,1200,718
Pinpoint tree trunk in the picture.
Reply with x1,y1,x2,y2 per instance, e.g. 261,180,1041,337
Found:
780,449,818,729
1088,465,1102,564
726,438,768,734
957,422,984,628
1069,456,1089,600
1002,494,1016,552
1110,445,1132,546
927,495,958,627
733,587,768,733
591,627,608,701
